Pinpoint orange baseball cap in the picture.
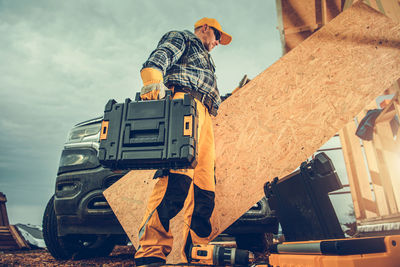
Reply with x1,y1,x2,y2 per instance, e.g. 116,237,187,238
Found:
194,17,232,45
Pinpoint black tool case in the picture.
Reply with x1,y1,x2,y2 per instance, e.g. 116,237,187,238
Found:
98,91,198,170
264,152,344,242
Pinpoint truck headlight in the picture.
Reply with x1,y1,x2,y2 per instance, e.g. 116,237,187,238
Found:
60,153,89,166
67,124,101,143
58,148,100,174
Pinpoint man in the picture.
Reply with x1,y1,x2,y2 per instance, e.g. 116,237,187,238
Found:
134,17,232,266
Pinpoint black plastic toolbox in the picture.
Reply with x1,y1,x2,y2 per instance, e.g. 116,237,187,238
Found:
98,91,198,170
264,152,344,242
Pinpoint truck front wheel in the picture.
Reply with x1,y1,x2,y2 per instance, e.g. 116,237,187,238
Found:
42,195,117,260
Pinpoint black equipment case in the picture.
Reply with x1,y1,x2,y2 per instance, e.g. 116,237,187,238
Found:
264,152,345,242
98,91,198,170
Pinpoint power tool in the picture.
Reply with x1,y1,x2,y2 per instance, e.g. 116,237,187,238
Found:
189,244,254,266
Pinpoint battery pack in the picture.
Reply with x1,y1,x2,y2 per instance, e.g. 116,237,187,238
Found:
98,91,198,170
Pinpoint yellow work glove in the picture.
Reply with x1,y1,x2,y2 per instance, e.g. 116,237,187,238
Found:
140,68,167,100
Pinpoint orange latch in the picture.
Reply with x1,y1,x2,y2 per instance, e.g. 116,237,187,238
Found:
100,121,109,140
184,116,193,136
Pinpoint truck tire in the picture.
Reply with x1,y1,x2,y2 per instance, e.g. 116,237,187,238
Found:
42,195,117,260
42,195,73,259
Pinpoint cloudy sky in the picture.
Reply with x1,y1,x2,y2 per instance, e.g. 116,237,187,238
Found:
0,0,354,227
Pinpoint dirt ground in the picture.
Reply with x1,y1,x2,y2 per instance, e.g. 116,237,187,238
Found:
0,245,136,266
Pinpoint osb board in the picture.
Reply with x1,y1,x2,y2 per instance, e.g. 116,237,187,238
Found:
104,2,400,263
345,0,400,22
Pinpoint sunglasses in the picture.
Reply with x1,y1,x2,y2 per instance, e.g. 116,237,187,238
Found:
211,27,221,41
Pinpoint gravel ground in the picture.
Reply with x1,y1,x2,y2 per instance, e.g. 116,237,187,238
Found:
0,246,136,266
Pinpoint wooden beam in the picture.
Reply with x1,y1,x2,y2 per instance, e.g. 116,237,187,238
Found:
360,0,400,22
355,101,390,218
344,0,355,10
275,0,287,55
372,126,400,214
378,0,400,22
0,226,29,250
0,192,9,227
284,24,322,34
104,3,400,263
8,225,30,249
321,0,328,25
374,120,400,212
339,122,378,219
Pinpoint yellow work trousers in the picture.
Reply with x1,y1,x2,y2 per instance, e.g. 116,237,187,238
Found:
134,92,216,266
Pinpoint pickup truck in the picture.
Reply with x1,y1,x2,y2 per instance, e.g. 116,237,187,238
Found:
42,117,279,260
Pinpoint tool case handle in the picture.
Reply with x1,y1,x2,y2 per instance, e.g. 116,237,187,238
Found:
123,123,165,146
134,90,173,102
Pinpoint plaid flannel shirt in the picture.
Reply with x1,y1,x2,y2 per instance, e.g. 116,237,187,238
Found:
142,30,221,115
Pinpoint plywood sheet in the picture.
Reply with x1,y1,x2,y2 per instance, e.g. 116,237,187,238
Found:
104,2,400,263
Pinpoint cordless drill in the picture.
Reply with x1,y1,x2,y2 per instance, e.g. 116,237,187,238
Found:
189,244,254,266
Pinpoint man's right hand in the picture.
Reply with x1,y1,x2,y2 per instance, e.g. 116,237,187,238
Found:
140,68,167,100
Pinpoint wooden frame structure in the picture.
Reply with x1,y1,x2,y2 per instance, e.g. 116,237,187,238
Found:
0,192,29,250
339,80,400,233
276,0,400,235
275,0,344,54
276,0,400,54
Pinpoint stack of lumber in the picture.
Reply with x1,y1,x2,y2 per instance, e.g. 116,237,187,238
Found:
0,192,29,250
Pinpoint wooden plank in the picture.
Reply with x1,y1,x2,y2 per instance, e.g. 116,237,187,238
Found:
275,0,287,55
0,205,9,227
0,192,9,227
355,101,390,217
384,78,400,94
8,225,29,249
0,237,15,244
376,109,396,124
321,0,328,25
0,225,29,250
373,130,399,214
339,125,364,219
104,2,400,263
281,0,343,52
379,0,400,22
344,0,355,10
0,226,10,232
375,122,400,211
0,241,20,247
361,0,400,22
280,0,317,51
369,0,385,12
339,122,377,219
361,140,390,216
284,24,321,34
